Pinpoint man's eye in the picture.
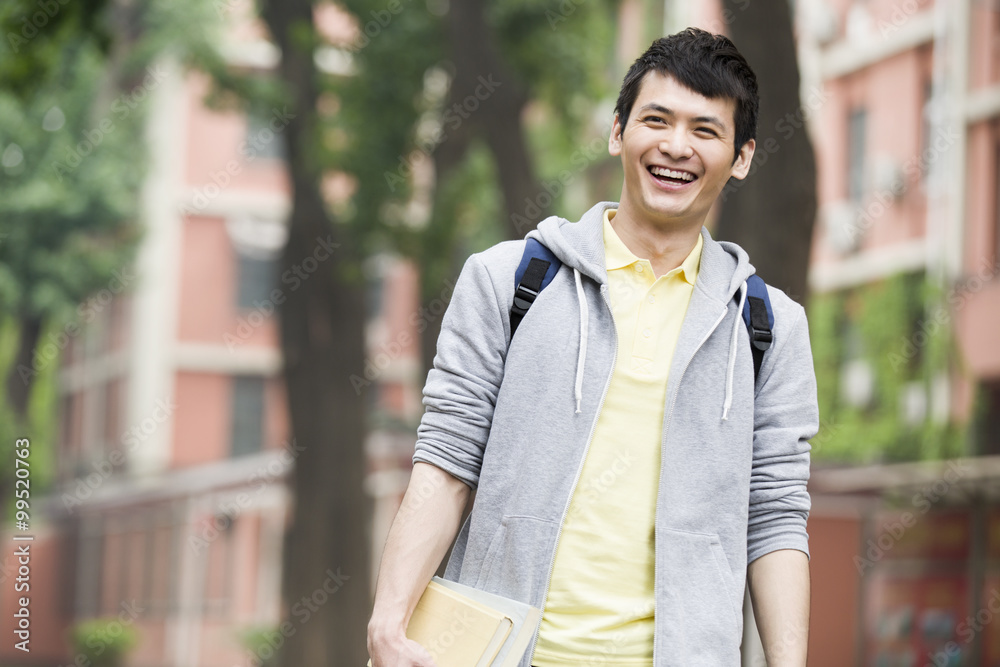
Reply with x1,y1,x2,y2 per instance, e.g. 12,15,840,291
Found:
644,116,666,124
697,127,718,136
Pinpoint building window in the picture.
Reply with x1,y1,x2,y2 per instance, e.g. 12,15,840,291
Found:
246,109,286,161
920,78,934,186
201,515,233,615
230,376,264,457
977,380,1000,456
236,253,277,310
148,520,179,615
848,107,867,203
994,140,1000,267
103,379,122,455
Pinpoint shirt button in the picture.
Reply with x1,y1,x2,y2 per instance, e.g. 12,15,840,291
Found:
643,328,652,338
634,264,644,273
648,294,656,304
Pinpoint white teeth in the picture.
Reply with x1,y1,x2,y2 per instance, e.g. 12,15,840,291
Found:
649,166,695,181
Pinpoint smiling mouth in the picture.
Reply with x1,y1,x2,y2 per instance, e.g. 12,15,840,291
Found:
648,165,697,185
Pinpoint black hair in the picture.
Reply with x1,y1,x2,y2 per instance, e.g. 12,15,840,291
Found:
614,28,759,162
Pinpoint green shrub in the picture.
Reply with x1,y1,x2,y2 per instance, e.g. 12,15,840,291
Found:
69,617,138,667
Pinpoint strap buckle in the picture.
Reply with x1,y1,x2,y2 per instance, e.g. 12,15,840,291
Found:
750,327,773,351
512,284,540,315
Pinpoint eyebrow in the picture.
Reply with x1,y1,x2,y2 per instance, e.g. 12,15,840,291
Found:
636,103,728,131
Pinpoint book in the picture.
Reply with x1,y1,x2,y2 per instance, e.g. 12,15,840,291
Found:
368,577,541,667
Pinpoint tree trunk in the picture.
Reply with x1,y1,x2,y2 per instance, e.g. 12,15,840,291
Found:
717,0,817,306
259,1,371,665
1,316,42,528
5,316,43,420
419,0,543,376
445,0,542,241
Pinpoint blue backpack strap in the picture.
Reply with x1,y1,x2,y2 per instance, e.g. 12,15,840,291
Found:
510,238,561,338
742,274,774,382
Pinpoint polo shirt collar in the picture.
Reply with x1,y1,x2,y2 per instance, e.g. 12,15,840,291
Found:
602,208,703,286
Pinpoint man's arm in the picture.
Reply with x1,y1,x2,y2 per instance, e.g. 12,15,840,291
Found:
747,548,810,666
369,252,509,664
747,299,818,667
368,462,471,666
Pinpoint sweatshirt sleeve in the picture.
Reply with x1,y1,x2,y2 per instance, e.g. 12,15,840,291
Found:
412,253,509,489
746,301,817,565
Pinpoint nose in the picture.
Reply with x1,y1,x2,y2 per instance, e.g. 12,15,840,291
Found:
659,126,693,160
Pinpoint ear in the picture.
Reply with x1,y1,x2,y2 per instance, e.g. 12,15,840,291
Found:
729,138,756,180
608,115,623,156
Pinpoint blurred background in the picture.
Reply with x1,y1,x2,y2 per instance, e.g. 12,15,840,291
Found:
0,0,998,665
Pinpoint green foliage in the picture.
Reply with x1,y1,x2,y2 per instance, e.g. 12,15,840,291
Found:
0,39,144,325
70,617,138,667
0,318,58,508
0,0,235,506
0,0,113,101
808,272,967,463
238,626,280,667
325,0,618,295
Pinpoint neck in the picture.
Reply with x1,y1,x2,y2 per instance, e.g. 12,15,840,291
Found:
610,203,703,278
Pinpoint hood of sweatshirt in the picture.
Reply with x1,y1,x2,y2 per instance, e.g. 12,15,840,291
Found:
525,200,758,420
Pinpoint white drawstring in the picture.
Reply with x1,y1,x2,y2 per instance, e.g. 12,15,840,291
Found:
573,268,589,414
722,280,747,421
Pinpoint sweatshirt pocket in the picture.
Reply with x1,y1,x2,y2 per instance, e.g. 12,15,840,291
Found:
660,528,742,650
475,515,560,605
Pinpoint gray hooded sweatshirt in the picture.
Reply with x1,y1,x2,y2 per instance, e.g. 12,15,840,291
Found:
413,201,817,666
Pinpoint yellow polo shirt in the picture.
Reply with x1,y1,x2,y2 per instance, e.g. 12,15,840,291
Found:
532,209,703,665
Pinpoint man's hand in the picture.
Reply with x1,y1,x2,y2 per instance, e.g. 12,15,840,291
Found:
747,548,810,667
367,463,470,667
367,625,438,667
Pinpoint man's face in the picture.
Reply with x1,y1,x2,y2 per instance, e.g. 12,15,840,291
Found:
609,71,755,230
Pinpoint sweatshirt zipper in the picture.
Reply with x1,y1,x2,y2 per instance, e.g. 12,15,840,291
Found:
526,283,618,664
651,303,728,665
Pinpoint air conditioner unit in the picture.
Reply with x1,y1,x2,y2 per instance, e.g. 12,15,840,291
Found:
871,154,906,199
226,215,287,260
804,0,839,45
823,200,863,254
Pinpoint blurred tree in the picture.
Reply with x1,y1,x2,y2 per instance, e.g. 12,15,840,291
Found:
0,0,141,509
332,0,616,374
249,0,615,663
248,2,372,666
716,0,818,306
0,0,266,508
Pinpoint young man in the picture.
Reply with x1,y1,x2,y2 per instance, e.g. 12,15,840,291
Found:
368,28,817,667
